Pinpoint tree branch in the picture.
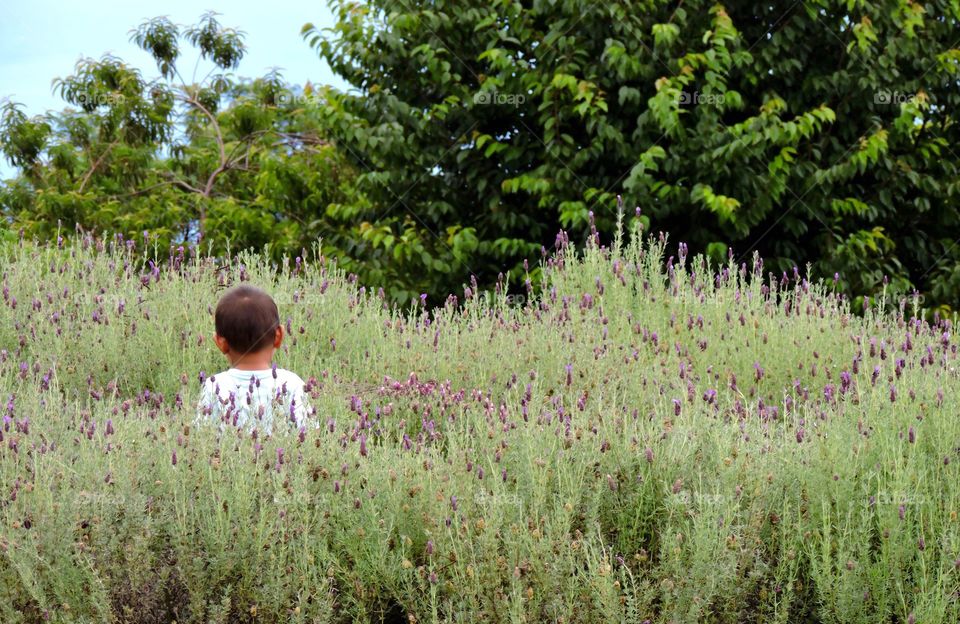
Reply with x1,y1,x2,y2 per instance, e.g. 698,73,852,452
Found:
181,93,227,197
78,141,119,193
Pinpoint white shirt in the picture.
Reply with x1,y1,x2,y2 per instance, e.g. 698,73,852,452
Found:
197,367,310,434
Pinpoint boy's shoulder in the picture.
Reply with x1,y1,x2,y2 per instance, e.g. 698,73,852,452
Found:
204,369,236,386
274,368,306,387
201,368,305,394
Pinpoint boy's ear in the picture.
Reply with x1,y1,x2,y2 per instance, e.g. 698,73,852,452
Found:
273,325,284,348
213,334,231,355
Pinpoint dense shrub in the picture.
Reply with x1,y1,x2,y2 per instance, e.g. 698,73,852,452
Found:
0,224,958,622
308,0,960,308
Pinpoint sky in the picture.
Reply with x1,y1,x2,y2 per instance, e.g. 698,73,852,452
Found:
0,0,349,177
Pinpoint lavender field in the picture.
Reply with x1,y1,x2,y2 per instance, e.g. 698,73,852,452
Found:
0,226,958,623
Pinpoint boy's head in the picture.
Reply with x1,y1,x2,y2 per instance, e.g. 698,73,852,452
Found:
213,285,282,362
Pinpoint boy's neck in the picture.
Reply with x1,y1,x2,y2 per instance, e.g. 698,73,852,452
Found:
227,349,275,371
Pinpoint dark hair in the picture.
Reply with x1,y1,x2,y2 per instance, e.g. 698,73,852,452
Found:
214,285,280,353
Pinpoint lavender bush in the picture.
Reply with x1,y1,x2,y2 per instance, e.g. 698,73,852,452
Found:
0,223,957,623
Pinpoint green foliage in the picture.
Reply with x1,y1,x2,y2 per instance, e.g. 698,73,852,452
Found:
304,0,960,309
1,231,959,622
0,15,353,266
3,4,959,308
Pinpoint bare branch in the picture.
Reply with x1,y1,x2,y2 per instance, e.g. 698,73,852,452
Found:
78,141,119,193
159,170,203,194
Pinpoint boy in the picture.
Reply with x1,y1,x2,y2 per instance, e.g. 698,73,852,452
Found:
197,284,310,434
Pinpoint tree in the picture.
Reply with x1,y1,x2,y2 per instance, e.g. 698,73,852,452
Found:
0,13,354,260
305,0,960,311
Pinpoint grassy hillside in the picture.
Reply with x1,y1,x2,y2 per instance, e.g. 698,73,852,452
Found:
0,228,957,623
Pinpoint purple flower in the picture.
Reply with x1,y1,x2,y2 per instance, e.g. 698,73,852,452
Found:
908,427,915,444
171,450,178,466
450,495,458,511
